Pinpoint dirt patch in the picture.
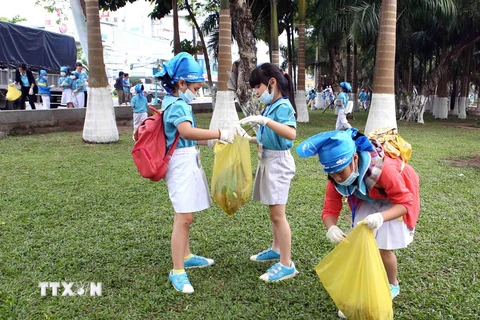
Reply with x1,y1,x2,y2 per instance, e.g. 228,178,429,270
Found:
447,154,480,168
444,122,480,130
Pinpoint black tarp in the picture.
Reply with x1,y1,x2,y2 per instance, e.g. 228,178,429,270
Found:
0,21,77,72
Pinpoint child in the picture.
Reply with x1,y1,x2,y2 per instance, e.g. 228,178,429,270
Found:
131,83,148,139
358,89,367,110
296,128,420,318
70,71,86,108
36,70,52,109
123,73,131,105
335,82,352,130
308,89,317,110
238,63,299,282
156,52,236,294
58,67,73,107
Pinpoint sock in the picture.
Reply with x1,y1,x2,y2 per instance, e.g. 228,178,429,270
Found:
172,269,185,274
184,254,193,261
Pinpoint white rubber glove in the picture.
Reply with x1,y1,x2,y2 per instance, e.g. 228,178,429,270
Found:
326,225,346,244
219,129,234,144
28,88,34,95
362,212,384,230
207,139,223,148
239,115,270,126
236,126,252,139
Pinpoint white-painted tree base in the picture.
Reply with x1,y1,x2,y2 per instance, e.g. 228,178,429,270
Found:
82,87,119,143
458,97,467,119
364,93,397,135
295,90,309,123
452,97,459,116
315,96,323,109
432,95,439,117
435,97,449,119
425,95,434,113
209,91,239,130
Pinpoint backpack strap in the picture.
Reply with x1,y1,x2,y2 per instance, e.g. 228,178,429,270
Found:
155,98,183,156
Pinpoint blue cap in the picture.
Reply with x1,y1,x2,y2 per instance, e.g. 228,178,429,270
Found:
40,70,47,76
158,52,204,84
60,66,68,72
296,129,359,173
135,84,144,93
340,82,352,92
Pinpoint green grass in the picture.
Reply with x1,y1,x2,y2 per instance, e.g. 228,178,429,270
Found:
1,111,479,319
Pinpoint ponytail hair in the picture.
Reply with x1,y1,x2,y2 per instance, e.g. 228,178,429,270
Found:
249,63,297,118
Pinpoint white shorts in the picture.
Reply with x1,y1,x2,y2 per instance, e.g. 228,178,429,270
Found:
353,200,414,250
61,89,72,105
253,149,295,205
133,112,148,134
164,146,211,213
336,108,351,130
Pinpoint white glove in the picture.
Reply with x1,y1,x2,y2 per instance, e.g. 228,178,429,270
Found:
207,139,223,148
362,212,384,230
236,126,252,139
28,88,33,95
239,115,270,126
219,129,234,144
326,225,346,244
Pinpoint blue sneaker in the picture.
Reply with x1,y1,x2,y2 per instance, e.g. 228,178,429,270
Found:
169,271,194,294
259,262,299,282
390,284,400,299
184,255,214,269
250,248,280,262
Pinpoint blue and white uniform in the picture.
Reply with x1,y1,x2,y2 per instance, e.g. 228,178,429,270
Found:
253,97,296,205
36,70,51,109
131,85,148,134
335,91,351,130
58,72,73,105
161,94,211,213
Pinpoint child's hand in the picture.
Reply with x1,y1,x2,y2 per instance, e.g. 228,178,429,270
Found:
362,212,384,230
235,126,252,139
326,225,346,244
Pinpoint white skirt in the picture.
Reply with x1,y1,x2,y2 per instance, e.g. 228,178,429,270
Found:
133,112,148,134
353,200,414,250
61,89,72,105
253,149,295,205
164,146,211,213
335,108,351,130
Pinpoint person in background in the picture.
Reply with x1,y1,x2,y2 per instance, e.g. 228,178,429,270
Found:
358,88,367,110
239,63,299,282
307,89,317,110
58,67,73,107
36,70,52,109
365,89,371,110
70,71,85,108
123,73,131,105
14,63,37,110
335,82,352,130
115,71,125,106
75,62,88,106
131,83,148,140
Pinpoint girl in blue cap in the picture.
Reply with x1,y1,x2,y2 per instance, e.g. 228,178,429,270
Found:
131,83,148,139
296,128,420,318
58,67,73,107
156,52,236,294
335,82,352,130
239,63,299,282
36,70,52,109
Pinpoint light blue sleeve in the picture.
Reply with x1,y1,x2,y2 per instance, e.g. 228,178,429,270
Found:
275,103,296,128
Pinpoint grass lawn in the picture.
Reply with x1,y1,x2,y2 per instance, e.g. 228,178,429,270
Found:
1,110,479,319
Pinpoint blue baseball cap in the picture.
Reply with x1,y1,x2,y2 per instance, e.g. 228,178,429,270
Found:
296,129,358,173
40,70,48,76
340,82,352,92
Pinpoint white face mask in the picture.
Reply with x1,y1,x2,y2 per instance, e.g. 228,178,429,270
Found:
179,88,196,103
60,72,66,76
70,75,76,79
259,83,274,105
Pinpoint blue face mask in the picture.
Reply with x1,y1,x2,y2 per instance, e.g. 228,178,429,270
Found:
179,88,196,103
259,84,274,105
337,169,359,186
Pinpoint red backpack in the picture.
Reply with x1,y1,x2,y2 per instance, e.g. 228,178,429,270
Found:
132,106,180,181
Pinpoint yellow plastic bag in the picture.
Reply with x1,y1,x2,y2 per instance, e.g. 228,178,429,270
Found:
6,84,21,101
211,135,252,216
367,127,412,163
316,224,393,320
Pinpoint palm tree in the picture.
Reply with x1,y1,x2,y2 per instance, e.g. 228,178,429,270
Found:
173,0,181,54
364,0,397,134
209,0,239,131
270,0,280,66
82,0,118,143
295,0,309,122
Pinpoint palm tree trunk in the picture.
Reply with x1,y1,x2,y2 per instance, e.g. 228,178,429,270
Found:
82,0,118,143
352,42,359,111
295,0,308,122
173,0,181,54
270,0,280,66
286,16,293,77
209,0,239,131
365,0,398,134
458,44,473,119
